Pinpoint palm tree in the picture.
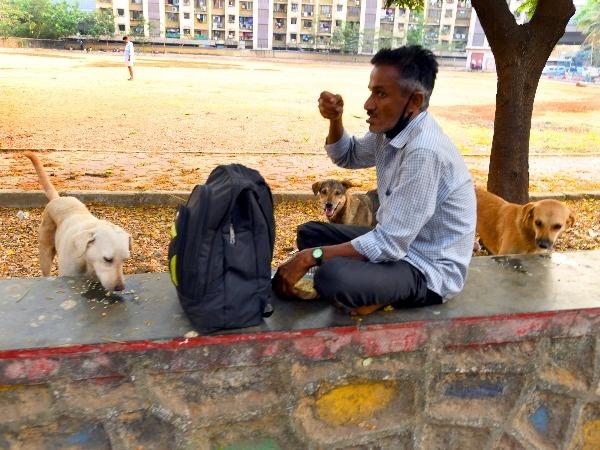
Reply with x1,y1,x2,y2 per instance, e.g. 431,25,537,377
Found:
575,0,600,66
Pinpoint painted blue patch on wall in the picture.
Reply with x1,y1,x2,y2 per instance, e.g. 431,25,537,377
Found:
530,406,550,435
444,382,505,399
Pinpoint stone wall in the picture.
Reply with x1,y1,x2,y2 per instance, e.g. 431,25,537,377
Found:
2,309,600,449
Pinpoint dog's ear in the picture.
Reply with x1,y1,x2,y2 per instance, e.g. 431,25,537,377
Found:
311,181,322,195
74,231,96,257
567,210,576,228
521,202,536,226
341,179,355,189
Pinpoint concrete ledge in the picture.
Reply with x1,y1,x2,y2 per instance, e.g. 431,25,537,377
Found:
1,189,599,208
2,252,600,448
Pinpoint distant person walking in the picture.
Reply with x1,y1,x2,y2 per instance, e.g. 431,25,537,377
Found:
123,36,135,81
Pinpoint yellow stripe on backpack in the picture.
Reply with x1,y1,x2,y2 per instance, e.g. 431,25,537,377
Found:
169,255,178,286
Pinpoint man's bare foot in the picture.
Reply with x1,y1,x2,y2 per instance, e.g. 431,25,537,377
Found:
128,77,134,81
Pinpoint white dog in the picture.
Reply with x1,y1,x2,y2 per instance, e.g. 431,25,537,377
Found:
25,152,131,291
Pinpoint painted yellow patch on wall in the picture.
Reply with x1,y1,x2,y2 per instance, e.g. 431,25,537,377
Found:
583,419,600,450
315,382,395,426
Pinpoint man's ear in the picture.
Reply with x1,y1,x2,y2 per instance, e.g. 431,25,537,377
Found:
312,181,322,195
521,202,536,226
409,91,425,112
341,179,355,189
74,231,95,257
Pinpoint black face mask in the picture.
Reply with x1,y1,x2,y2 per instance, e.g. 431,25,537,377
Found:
385,92,414,140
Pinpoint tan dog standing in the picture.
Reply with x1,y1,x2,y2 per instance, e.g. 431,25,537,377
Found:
24,152,131,291
312,179,378,227
475,187,575,255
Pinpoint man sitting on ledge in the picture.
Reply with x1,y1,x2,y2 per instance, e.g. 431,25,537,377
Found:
273,45,477,314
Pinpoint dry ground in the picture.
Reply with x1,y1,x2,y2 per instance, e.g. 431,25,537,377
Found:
1,49,599,279
1,199,599,279
1,49,600,194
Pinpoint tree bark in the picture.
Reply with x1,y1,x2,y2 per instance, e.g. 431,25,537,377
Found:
473,0,575,204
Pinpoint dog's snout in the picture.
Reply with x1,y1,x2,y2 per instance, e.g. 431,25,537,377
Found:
325,202,333,209
537,239,551,249
113,282,125,292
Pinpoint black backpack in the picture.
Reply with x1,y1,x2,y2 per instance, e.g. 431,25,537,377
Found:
168,164,275,334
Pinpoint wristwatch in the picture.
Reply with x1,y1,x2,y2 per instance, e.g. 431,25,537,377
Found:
312,247,324,266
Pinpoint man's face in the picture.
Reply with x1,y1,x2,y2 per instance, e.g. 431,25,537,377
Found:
364,65,413,134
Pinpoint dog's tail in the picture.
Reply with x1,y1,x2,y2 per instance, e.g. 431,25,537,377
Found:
23,152,59,201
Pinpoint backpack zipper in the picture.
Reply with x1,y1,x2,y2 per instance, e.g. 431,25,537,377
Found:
229,223,236,245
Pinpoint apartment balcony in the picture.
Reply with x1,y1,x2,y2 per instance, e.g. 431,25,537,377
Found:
319,13,332,20
129,3,143,11
213,23,225,30
274,24,287,31
196,5,207,11
318,29,331,35
239,25,253,30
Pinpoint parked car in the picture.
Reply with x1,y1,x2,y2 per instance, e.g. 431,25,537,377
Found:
542,66,567,78
582,67,599,82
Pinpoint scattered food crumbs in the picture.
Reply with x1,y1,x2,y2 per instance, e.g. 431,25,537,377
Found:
60,299,77,310
383,305,394,312
184,330,199,338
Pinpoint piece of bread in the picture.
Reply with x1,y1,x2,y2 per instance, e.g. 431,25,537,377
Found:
294,278,319,300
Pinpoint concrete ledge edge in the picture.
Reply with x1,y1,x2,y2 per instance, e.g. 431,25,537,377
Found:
0,190,599,208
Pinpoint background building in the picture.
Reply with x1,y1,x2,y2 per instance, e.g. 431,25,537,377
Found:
82,0,475,53
466,0,587,71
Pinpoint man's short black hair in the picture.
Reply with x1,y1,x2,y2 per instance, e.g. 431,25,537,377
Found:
122,36,129,41
370,45,438,108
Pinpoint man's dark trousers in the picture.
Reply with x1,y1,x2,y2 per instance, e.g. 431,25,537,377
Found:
297,221,443,309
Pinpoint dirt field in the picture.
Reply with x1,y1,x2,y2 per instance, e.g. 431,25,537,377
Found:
1,48,600,194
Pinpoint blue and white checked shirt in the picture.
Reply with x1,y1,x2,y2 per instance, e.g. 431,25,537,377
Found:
325,111,476,299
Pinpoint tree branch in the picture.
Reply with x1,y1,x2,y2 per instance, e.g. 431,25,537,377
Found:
472,0,518,60
528,0,575,50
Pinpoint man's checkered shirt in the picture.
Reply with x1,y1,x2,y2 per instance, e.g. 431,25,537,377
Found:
325,111,476,299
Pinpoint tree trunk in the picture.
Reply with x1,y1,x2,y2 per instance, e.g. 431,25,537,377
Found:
472,0,575,204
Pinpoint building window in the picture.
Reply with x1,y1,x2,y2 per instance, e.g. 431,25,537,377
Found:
335,19,342,27
118,24,126,31
290,33,297,41
303,20,312,28
291,2,297,11
441,24,450,34
117,8,125,16
291,17,297,24
347,6,360,15
445,9,452,18
184,28,191,34
228,0,234,5
184,12,190,19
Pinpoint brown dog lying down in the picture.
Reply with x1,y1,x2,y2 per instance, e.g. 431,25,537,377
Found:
475,187,575,255
312,179,379,227
24,152,131,291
